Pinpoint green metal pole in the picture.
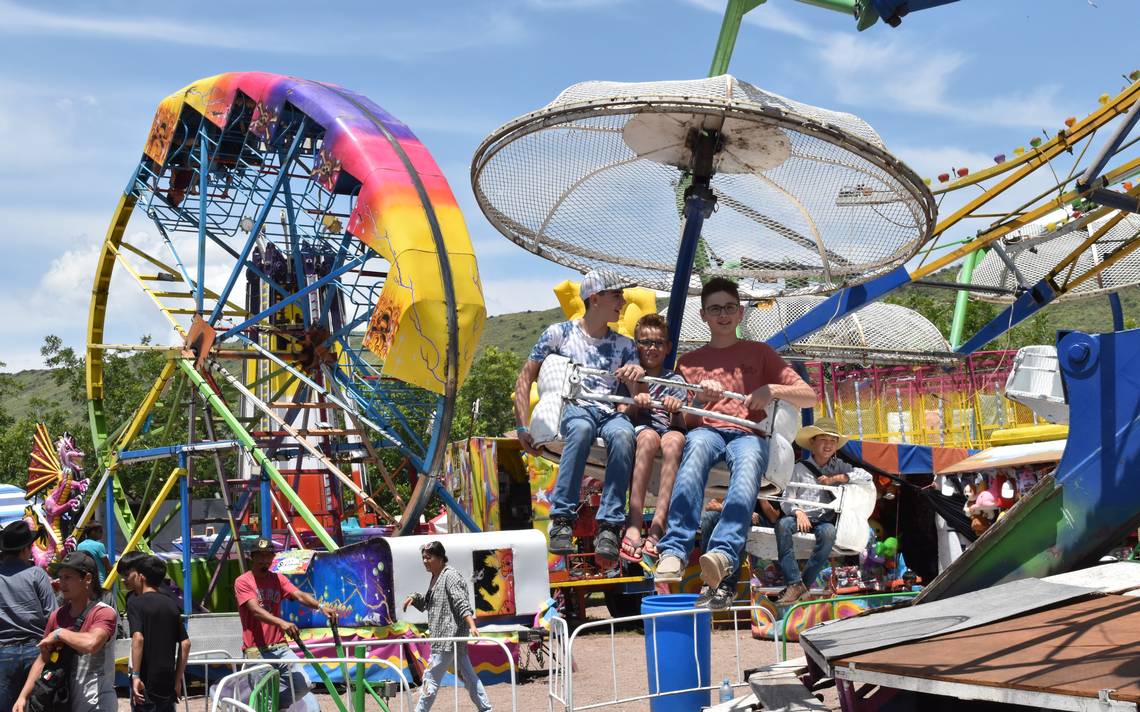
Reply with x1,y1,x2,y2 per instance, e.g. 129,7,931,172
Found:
708,0,766,77
949,248,985,350
175,359,339,550
352,644,366,712
793,0,856,12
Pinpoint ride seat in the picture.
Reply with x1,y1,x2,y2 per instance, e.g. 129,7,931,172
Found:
745,479,876,560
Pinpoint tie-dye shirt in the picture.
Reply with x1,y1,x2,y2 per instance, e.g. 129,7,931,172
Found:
529,320,638,412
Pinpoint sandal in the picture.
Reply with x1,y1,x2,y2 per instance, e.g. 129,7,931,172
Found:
619,530,643,563
641,534,660,561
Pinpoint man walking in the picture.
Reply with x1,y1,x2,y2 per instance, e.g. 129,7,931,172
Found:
14,550,119,712
235,538,338,712
0,520,57,711
123,555,190,711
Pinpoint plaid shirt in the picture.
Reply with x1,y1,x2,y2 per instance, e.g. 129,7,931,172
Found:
409,565,473,652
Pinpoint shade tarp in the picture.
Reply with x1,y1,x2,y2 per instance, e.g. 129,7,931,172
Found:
936,439,1066,475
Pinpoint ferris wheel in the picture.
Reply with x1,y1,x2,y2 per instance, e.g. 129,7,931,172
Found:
85,72,486,552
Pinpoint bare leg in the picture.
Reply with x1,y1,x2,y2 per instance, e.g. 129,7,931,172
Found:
626,428,662,544
647,430,686,541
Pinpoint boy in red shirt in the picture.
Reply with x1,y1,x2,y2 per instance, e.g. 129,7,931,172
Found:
235,538,338,711
652,278,815,608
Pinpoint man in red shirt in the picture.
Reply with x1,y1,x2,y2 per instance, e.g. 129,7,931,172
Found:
653,278,816,607
235,538,338,712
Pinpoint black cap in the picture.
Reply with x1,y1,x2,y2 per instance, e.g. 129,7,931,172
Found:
52,550,98,578
247,537,277,554
1,520,37,553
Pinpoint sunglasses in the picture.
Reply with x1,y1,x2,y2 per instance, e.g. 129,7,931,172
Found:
637,339,667,349
703,303,741,316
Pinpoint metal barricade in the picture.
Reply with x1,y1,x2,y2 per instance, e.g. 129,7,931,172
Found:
553,604,776,711
197,634,518,712
547,616,571,712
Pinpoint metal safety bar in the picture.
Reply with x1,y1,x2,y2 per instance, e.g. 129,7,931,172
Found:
552,604,777,711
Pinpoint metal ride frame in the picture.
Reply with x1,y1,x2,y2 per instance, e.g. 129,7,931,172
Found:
547,605,778,711
703,2,1140,364
80,74,484,616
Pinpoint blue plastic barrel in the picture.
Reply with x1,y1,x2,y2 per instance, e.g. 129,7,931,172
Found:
642,593,711,712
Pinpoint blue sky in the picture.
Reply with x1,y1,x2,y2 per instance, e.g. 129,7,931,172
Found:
0,0,1136,371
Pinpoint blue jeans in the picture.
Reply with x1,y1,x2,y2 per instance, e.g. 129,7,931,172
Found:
775,515,837,587
0,642,38,712
552,404,635,525
249,645,319,712
415,643,493,712
658,427,768,571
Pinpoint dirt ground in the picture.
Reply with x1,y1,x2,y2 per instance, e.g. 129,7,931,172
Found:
117,604,830,711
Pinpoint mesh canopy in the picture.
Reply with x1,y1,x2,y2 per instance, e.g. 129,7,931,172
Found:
970,213,1140,302
472,75,936,297
663,296,952,364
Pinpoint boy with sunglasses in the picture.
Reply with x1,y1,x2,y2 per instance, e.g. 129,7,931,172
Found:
653,278,816,608
616,313,687,562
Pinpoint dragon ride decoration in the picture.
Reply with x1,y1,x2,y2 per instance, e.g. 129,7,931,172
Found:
25,423,90,567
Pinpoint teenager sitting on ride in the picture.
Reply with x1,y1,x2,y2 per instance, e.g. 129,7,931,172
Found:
774,417,872,605
653,277,816,606
615,313,687,562
515,269,645,561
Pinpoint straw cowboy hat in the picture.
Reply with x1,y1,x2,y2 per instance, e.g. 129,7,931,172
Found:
794,416,849,450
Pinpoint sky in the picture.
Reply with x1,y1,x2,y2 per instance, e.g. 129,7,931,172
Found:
0,0,1137,372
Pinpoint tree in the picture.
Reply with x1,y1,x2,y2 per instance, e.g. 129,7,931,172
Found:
452,347,524,440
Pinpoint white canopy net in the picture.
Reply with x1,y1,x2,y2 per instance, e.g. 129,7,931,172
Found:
662,296,954,364
472,75,936,297
969,212,1140,302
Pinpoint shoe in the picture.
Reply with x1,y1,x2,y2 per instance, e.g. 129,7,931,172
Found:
699,551,732,589
654,553,684,583
594,526,620,561
775,582,807,605
708,583,735,611
548,518,575,555
694,584,715,608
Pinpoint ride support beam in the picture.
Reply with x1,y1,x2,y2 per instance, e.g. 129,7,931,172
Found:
176,358,339,550
956,280,1057,355
209,120,308,326
765,265,911,352
103,466,185,590
949,248,985,349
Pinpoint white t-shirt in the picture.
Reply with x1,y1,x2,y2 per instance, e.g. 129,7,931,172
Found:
529,320,638,412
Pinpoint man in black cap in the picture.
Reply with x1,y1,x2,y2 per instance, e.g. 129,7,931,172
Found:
14,549,119,712
234,538,337,712
0,520,57,711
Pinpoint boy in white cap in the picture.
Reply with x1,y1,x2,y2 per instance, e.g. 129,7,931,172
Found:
515,268,645,560
775,416,871,605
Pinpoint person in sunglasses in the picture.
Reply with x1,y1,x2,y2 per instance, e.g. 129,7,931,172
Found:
653,278,816,609
615,313,687,562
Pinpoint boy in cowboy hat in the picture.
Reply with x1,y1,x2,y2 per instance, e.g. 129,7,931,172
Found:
774,417,872,605
0,520,57,711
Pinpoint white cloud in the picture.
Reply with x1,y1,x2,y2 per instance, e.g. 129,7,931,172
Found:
0,1,527,59
680,0,1068,130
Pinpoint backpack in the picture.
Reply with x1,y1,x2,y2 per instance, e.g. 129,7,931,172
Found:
25,601,97,712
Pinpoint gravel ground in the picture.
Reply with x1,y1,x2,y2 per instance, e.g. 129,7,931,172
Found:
117,604,829,711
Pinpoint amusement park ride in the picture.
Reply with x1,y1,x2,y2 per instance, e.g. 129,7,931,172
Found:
11,0,1135,707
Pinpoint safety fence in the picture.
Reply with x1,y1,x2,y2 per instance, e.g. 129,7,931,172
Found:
547,604,777,711
191,635,518,712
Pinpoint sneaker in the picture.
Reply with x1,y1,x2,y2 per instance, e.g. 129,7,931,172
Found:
775,582,807,606
654,553,684,583
548,518,575,555
694,584,715,608
699,551,732,589
707,583,735,611
594,526,620,561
